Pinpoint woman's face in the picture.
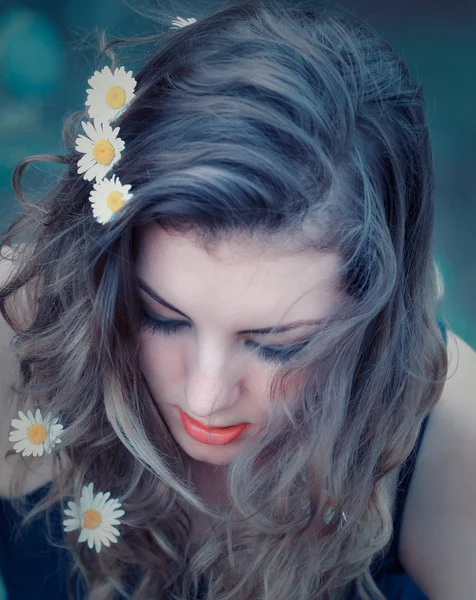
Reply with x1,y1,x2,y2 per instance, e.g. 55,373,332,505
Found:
135,224,341,467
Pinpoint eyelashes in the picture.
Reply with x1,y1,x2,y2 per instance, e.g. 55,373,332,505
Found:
140,311,309,365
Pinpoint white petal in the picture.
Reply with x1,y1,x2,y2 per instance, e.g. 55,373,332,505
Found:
104,532,118,544
9,418,27,431
82,486,93,506
75,136,94,154
87,68,105,88
101,524,120,536
109,124,120,139
88,106,111,123
12,440,29,453
77,154,96,172
82,120,98,141
63,518,80,530
92,492,104,508
16,411,30,425
113,137,125,153
78,529,89,544
91,207,112,225
106,498,123,509
78,169,94,183
9,431,27,441
110,509,125,519
97,492,111,510
77,153,95,168
88,163,108,182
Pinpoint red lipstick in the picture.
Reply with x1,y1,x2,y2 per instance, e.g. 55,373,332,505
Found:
178,407,249,445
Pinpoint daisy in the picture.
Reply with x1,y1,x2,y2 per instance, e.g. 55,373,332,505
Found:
85,66,137,124
63,482,125,553
88,175,134,224
75,119,125,182
170,16,197,29
9,408,63,457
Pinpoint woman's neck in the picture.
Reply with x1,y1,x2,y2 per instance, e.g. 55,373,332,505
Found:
189,460,229,505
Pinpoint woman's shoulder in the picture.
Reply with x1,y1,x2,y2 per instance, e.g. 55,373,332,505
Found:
0,250,56,499
397,330,476,596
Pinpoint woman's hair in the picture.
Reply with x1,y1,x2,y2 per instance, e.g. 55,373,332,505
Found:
0,0,448,598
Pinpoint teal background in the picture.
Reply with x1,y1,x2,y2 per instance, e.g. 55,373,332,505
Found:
0,0,475,598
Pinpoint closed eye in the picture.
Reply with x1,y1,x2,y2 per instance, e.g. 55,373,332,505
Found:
140,311,310,365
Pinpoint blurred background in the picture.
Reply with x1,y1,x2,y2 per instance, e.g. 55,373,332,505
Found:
0,0,475,594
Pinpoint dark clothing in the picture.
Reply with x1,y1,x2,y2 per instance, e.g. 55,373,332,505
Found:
0,321,448,599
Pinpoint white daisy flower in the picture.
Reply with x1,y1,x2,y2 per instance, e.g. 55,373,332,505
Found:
88,175,134,225
170,16,197,29
9,408,63,457
63,482,125,553
75,119,125,182
85,66,137,124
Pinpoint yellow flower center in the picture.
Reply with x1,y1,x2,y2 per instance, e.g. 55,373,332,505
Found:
83,509,102,530
92,139,115,166
106,191,125,213
27,423,47,445
106,86,126,110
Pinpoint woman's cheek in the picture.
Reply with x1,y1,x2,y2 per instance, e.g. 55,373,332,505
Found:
278,370,306,407
139,334,162,377
139,335,182,382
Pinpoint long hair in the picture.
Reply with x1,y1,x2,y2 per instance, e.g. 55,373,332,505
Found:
0,0,448,598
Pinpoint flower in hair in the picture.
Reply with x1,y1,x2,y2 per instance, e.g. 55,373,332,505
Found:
88,174,134,224
75,119,125,182
85,66,137,124
170,16,197,29
63,482,125,553
9,409,63,457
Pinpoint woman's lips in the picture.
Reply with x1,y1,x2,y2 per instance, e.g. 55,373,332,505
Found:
178,407,250,445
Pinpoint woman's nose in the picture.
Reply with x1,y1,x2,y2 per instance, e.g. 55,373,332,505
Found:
184,345,240,419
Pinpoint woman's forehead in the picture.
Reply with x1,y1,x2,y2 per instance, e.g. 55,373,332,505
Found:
135,224,342,326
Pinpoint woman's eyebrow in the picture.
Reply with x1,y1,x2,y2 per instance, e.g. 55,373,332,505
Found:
138,278,324,335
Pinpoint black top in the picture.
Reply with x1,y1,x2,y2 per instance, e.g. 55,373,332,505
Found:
0,320,448,600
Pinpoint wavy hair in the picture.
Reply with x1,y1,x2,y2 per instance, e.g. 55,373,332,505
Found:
0,0,448,598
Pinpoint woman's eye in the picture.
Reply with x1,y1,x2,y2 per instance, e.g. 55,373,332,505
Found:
141,310,309,364
141,311,190,336
246,340,309,365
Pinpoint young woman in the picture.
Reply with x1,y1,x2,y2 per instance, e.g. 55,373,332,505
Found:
1,1,475,599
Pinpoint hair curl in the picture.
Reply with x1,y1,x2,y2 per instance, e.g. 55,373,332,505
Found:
0,0,448,598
